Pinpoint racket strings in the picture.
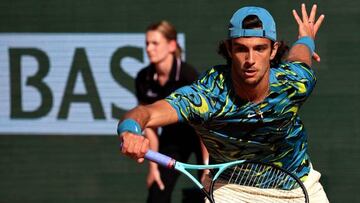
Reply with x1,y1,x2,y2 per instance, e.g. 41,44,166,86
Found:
212,185,305,203
221,163,298,190
210,163,307,202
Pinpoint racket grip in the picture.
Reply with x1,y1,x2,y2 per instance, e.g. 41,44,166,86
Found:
120,143,175,169
118,119,175,168
145,150,175,169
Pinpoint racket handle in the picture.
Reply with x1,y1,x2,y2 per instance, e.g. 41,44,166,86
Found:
145,150,176,169
117,119,175,168
119,143,175,169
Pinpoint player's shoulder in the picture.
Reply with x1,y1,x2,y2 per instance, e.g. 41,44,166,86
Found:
274,61,312,72
199,64,229,80
271,61,316,83
192,64,229,94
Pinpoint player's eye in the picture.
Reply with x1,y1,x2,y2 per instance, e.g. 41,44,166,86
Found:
254,45,268,52
234,45,248,53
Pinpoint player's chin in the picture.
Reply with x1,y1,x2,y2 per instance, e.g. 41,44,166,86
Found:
242,77,259,86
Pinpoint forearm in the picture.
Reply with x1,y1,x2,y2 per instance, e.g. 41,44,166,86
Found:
121,105,152,129
120,100,179,130
287,42,313,66
118,100,175,163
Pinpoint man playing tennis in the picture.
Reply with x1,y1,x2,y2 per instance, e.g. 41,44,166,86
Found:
118,3,328,202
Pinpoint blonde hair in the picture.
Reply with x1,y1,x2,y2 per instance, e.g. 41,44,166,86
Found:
146,20,182,58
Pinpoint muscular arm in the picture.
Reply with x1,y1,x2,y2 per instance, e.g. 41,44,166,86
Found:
287,43,313,66
122,100,178,129
119,100,179,163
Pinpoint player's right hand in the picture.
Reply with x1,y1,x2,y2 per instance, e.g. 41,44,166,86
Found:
120,132,150,163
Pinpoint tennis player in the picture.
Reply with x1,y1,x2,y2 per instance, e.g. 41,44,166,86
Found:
119,4,328,202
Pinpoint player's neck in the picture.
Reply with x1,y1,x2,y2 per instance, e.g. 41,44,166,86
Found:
233,75,270,104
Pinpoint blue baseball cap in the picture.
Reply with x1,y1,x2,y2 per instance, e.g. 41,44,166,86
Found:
228,6,277,41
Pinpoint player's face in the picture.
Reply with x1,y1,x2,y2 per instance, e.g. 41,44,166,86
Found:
230,37,278,86
145,30,176,64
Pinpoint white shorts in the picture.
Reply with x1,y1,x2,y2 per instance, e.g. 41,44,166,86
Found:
204,167,329,203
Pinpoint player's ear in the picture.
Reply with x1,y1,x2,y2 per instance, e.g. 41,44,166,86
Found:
270,41,279,60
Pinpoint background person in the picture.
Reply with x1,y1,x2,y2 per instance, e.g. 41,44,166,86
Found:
135,20,205,203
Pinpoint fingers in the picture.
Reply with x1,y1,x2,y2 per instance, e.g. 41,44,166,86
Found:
120,132,149,161
312,52,321,62
309,4,325,36
314,14,325,35
146,176,153,188
156,178,165,191
294,3,322,25
301,3,309,23
137,158,145,163
147,166,165,190
136,138,149,163
293,3,325,39
292,9,302,25
308,4,317,24
140,137,150,155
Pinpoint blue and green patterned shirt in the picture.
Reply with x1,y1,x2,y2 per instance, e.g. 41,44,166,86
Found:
165,61,316,181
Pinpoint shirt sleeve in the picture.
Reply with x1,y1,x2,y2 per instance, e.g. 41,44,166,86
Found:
165,84,212,123
276,62,317,103
165,66,220,123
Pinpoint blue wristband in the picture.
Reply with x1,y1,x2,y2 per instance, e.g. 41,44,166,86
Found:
117,119,142,135
293,36,315,55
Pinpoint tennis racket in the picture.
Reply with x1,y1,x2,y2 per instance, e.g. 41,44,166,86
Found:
144,150,309,203
117,121,308,203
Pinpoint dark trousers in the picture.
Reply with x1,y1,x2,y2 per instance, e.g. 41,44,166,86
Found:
146,133,204,203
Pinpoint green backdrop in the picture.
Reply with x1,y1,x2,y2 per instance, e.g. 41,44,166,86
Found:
1,0,359,202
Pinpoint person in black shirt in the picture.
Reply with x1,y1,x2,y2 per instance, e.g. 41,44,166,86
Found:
135,20,205,203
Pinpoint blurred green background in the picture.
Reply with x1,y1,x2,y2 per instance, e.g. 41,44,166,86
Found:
0,0,359,202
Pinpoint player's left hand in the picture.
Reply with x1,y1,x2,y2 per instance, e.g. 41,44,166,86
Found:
292,3,325,62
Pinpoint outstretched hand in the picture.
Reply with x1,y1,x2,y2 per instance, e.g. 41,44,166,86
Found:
292,3,325,62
